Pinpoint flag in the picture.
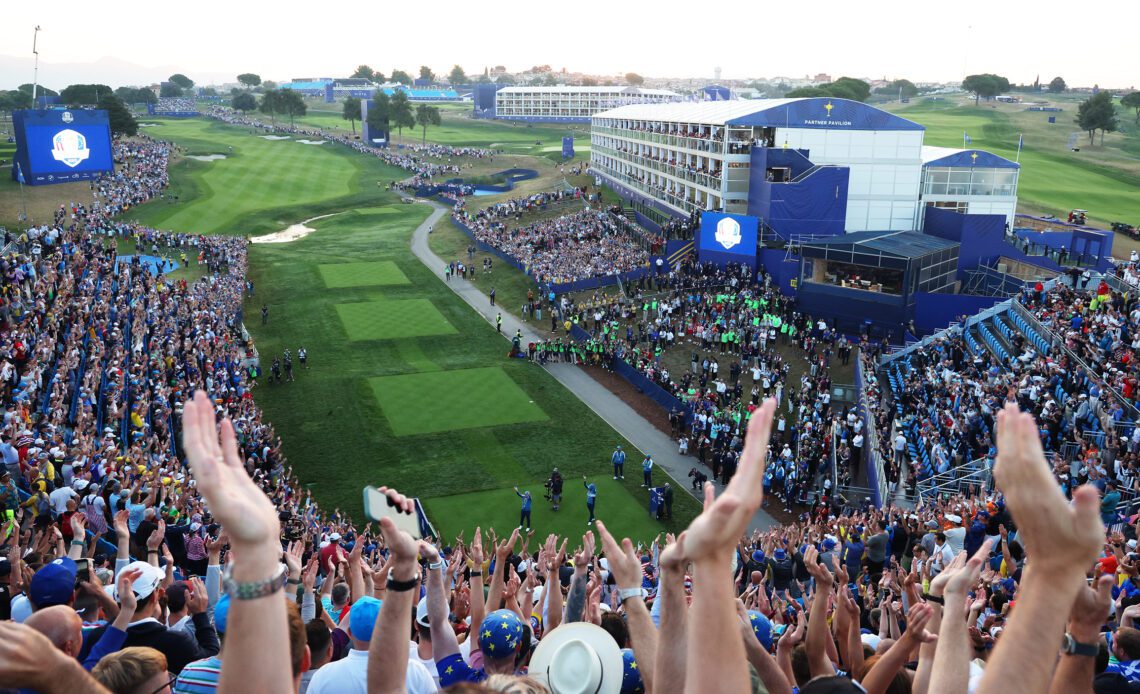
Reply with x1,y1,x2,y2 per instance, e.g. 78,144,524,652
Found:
1018,134,1024,150
964,131,972,144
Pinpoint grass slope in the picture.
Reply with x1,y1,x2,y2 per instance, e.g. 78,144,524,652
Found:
123,118,408,235
884,97,1140,228
246,207,697,541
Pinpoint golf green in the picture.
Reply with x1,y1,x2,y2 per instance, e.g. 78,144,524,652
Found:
335,299,457,341
369,367,548,436
319,261,410,288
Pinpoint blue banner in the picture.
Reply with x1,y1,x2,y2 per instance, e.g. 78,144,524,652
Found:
697,212,759,269
12,109,114,185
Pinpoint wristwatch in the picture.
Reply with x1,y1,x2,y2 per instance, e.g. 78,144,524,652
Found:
222,562,289,600
1061,633,1099,657
617,587,643,603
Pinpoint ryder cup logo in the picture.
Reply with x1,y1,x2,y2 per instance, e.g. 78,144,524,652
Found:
61,111,74,123
51,129,91,168
715,217,743,250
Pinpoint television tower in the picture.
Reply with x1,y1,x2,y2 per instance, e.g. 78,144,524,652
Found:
714,66,722,82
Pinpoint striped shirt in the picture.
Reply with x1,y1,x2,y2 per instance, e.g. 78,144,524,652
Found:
174,655,222,692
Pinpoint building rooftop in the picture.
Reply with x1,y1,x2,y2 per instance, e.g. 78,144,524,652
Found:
922,146,1020,169
802,230,959,259
594,97,924,131
497,86,679,96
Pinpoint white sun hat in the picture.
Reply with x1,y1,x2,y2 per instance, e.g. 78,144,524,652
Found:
529,622,622,694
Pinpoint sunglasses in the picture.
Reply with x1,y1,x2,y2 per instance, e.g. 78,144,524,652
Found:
146,674,177,694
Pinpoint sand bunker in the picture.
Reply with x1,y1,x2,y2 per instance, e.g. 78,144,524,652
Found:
185,154,227,161
249,213,342,243
259,135,291,140
138,123,162,127
296,139,327,145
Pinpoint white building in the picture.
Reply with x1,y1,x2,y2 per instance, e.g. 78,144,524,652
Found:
590,98,927,231
492,86,682,123
919,147,1020,226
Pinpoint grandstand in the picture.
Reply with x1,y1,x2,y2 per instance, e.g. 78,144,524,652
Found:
148,97,199,116
479,85,682,123
282,78,459,102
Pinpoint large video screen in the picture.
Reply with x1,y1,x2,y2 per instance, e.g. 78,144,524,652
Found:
697,212,759,268
12,109,114,185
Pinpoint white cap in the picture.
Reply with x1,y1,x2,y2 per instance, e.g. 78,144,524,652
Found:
329,532,341,541
116,561,165,601
416,597,430,627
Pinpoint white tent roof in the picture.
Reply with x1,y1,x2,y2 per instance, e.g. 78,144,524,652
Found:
922,146,965,163
497,86,679,97
593,98,804,125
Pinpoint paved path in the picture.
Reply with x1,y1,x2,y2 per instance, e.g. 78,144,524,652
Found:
408,201,778,531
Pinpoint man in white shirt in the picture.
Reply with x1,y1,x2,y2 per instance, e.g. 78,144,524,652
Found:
48,479,78,515
410,598,441,687
894,432,908,466
307,596,437,694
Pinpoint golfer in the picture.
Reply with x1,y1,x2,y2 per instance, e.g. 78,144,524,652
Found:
583,476,597,525
611,445,626,480
513,487,532,532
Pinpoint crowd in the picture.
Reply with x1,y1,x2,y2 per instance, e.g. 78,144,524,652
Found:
453,207,650,285
3,92,1137,694
152,98,198,114
552,259,860,512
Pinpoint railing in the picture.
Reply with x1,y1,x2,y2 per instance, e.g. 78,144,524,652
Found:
855,354,887,507
879,323,964,367
915,455,991,500
916,465,993,501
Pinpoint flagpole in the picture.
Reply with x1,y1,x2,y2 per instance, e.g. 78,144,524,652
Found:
1015,133,1023,164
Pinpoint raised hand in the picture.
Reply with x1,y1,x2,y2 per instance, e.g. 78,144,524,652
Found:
898,602,938,645
994,402,1104,577
595,521,643,589
573,531,596,570
682,400,775,563
146,519,166,551
470,527,485,568
803,545,833,590
182,391,280,576
113,509,130,538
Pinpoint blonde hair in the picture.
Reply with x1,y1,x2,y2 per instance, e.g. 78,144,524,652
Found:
91,646,169,693
483,674,551,694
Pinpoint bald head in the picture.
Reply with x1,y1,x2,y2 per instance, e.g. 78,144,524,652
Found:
25,604,84,657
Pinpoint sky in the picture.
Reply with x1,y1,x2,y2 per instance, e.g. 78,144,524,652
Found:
1,0,1137,89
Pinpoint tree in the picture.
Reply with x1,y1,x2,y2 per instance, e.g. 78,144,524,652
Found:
200,87,218,97
60,84,114,106
18,83,57,97
232,92,257,112
390,90,415,139
1121,92,1140,123
1048,76,1066,93
1075,91,1118,145
99,95,138,136
874,79,917,99
390,70,413,85
351,65,376,80
962,73,1010,104
278,89,307,126
581,77,598,86
259,89,284,124
0,90,32,111
496,74,516,86
448,65,467,85
543,73,559,86
262,80,278,90
785,86,830,98
169,73,195,90
829,77,871,102
115,86,156,104
342,96,361,135
625,72,645,86
476,73,492,84
415,104,441,144
418,66,435,83
237,73,262,89
160,82,183,98
366,90,391,140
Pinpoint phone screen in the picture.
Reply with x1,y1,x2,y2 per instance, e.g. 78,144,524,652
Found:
362,486,423,540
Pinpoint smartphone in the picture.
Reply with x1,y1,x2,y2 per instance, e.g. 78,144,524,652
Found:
75,558,92,584
362,486,423,540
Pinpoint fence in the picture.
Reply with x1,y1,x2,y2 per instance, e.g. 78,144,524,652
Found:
854,354,886,507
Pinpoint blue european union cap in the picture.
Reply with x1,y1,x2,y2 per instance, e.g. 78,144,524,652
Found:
751,550,766,563
749,610,773,651
621,648,644,693
479,609,524,660
349,596,383,642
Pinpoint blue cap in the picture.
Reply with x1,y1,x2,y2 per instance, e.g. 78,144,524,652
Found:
823,538,837,550
621,648,644,693
29,557,77,607
479,609,524,660
349,596,383,642
751,550,765,563
773,548,787,560
214,593,231,633
749,610,773,651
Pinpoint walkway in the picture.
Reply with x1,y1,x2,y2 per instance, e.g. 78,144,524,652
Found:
408,201,778,531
